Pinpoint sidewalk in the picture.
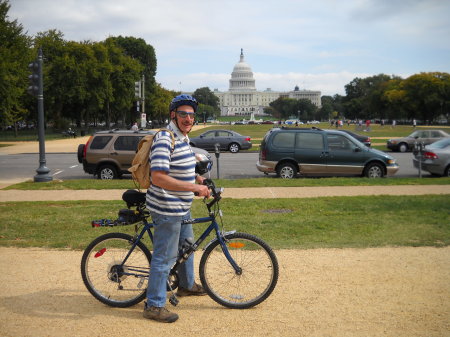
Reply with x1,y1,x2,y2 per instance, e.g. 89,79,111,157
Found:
0,125,209,155
0,185,449,202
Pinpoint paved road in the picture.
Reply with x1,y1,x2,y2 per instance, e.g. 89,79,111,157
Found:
0,151,426,184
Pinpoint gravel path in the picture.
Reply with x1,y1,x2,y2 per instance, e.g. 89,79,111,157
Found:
0,246,449,337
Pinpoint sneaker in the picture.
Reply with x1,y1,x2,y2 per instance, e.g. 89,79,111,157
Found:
176,282,207,297
143,304,178,323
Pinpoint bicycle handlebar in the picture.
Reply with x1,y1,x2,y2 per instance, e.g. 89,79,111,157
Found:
200,178,223,211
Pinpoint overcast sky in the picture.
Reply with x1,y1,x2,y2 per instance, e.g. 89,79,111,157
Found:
8,0,450,96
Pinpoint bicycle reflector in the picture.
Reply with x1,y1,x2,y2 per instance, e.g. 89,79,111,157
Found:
94,248,106,258
228,242,245,249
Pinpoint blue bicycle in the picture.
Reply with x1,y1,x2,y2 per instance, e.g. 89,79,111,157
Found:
81,179,279,309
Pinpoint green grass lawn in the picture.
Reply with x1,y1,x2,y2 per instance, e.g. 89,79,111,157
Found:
2,123,448,143
0,195,448,250
189,122,450,139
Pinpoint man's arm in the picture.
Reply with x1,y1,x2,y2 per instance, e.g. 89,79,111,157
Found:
152,171,210,197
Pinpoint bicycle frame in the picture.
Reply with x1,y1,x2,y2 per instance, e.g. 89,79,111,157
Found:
119,208,242,280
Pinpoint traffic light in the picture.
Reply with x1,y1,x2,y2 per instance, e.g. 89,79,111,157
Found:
134,81,141,98
27,61,40,97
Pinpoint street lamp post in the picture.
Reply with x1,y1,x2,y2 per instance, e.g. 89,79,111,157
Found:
31,48,52,182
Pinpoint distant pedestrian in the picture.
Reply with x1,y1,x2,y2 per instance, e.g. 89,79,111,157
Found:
413,119,417,128
358,119,363,130
392,120,396,128
131,122,138,131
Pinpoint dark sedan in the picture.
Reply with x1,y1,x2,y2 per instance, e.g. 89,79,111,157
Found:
338,130,371,147
189,129,252,153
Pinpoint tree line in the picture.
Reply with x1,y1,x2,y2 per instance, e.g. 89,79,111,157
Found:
268,73,449,124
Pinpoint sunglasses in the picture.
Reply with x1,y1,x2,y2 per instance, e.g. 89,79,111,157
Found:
176,110,195,118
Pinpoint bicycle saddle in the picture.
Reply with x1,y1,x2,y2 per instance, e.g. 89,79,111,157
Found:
122,189,146,207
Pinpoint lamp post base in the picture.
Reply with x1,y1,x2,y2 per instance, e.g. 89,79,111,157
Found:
34,165,53,182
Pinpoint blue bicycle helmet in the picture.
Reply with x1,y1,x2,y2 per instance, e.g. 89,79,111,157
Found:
169,94,198,113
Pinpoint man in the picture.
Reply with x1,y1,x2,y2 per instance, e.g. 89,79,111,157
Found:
131,122,139,131
144,94,210,323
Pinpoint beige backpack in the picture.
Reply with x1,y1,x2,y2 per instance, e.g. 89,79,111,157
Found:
128,129,175,190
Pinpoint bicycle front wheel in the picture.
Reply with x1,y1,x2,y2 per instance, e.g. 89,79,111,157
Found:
199,232,279,309
81,232,152,308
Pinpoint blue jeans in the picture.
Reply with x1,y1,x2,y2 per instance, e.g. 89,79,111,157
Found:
146,211,195,307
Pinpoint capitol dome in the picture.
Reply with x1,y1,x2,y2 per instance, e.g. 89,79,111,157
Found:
229,49,256,92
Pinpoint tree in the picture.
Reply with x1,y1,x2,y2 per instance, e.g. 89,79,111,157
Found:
382,78,408,121
107,36,156,119
343,74,392,120
193,87,220,108
320,96,334,120
193,87,220,119
295,98,317,121
92,39,143,128
146,82,177,124
269,97,296,119
0,0,32,135
268,97,317,121
401,72,450,123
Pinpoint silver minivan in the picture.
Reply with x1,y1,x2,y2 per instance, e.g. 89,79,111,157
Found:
256,127,399,178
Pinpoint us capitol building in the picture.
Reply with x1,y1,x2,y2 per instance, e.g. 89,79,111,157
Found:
212,49,321,117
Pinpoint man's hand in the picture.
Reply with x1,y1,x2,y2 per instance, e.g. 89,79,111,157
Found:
195,175,206,185
194,183,210,198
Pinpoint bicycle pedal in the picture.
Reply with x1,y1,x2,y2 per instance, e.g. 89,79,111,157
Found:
169,294,179,306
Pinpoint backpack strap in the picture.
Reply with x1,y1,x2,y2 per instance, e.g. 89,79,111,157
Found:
156,128,175,153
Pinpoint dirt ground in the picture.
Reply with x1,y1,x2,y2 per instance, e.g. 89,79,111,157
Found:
0,246,448,337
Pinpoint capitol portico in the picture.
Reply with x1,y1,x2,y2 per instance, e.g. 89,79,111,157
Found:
213,49,321,117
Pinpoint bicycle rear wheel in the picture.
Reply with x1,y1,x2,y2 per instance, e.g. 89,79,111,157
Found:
81,232,152,308
199,232,279,309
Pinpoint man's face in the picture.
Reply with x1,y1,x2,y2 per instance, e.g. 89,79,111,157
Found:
171,105,195,135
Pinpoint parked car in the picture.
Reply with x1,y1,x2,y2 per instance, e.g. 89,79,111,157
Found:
285,119,303,125
387,129,449,152
256,127,399,178
412,138,450,177
337,130,371,147
189,129,252,153
78,129,210,179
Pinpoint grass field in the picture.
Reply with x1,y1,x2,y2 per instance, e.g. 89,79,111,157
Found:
2,122,449,142
0,195,449,250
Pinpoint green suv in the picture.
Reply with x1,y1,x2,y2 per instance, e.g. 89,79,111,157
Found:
256,127,399,178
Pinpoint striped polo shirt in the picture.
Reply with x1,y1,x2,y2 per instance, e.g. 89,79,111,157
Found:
146,122,196,216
